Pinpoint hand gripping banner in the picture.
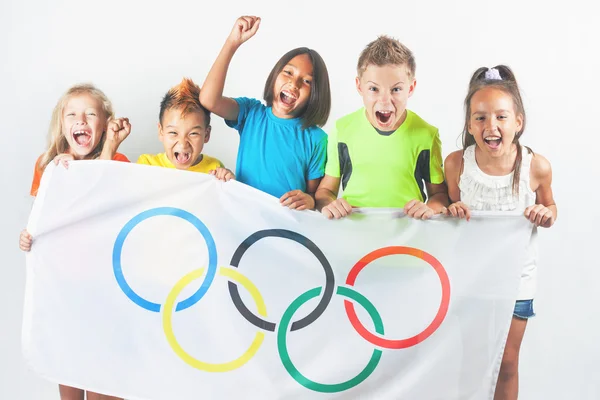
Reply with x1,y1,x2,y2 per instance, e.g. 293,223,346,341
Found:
23,161,532,400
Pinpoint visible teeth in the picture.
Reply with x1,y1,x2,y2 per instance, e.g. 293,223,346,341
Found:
282,91,297,99
484,137,501,141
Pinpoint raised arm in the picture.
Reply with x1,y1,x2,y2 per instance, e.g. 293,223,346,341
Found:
199,16,261,121
100,117,131,160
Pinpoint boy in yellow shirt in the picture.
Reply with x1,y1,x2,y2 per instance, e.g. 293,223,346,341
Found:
138,78,234,180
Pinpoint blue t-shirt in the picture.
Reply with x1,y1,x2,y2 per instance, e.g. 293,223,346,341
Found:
225,97,328,198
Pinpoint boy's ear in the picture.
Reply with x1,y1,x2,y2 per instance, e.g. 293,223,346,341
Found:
408,79,417,98
204,126,211,143
158,123,164,142
355,76,362,95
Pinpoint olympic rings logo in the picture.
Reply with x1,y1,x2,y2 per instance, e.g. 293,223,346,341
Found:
112,207,451,393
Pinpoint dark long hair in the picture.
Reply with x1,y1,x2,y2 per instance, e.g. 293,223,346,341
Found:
263,47,331,130
462,65,530,195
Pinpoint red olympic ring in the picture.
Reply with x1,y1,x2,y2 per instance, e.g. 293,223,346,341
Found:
344,246,450,349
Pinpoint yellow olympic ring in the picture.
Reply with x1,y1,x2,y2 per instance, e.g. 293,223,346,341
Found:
162,267,267,372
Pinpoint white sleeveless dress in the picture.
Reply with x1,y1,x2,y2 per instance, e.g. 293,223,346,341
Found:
459,145,538,300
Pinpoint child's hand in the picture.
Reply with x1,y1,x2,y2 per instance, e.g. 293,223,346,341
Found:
447,201,471,221
210,167,235,182
524,204,555,227
404,199,436,220
106,117,131,145
19,229,32,252
280,190,314,211
53,153,75,169
321,199,353,219
228,16,261,48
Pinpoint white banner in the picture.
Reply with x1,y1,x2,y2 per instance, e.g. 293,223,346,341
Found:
23,161,532,400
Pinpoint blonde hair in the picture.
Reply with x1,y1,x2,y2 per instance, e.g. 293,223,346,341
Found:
357,35,416,79
38,84,114,169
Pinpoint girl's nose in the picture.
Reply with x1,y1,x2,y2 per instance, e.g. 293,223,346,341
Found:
485,118,497,130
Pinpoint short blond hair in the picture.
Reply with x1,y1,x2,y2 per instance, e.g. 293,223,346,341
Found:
357,35,416,78
39,84,114,169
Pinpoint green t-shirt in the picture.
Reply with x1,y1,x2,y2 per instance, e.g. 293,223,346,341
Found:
325,108,444,208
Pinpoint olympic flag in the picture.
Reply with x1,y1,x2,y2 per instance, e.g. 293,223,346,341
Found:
23,161,533,400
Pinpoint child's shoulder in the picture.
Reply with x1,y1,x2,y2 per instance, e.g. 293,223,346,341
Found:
334,108,365,131
137,153,165,166
405,110,438,134
235,96,264,111
444,150,464,171
201,154,223,167
529,150,552,181
34,154,44,170
304,125,327,142
114,152,130,162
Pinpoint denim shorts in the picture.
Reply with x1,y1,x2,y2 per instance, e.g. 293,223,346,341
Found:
513,299,535,319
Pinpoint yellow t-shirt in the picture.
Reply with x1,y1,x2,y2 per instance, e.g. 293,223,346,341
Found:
137,153,223,173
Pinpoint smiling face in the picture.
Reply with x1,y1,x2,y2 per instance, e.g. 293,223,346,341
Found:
62,93,107,159
468,87,523,158
356,63,416,131
271,53,313,119
158,107,211,170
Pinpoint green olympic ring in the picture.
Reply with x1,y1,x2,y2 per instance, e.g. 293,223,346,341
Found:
277,286,384,392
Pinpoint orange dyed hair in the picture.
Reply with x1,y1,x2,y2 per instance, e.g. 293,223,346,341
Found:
159,78,210,125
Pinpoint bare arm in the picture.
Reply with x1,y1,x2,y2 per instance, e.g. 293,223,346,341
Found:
306,178,321,199
100,118,131,160
526,153,557,227
314,175,353,219
279,178,321,211
425,182,449,213
315,174,340,211
444,150,463,203
199,16,261,121
444,150,471,220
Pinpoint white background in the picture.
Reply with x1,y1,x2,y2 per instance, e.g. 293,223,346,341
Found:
1,0,598,399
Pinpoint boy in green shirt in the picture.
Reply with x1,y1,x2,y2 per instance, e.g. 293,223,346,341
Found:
315,35,448,219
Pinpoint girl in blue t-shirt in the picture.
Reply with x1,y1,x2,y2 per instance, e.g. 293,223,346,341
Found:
200,16,331,210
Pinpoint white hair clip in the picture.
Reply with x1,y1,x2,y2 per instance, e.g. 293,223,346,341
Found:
484,68,502,80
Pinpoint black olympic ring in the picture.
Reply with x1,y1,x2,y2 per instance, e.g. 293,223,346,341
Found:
228,229,335,332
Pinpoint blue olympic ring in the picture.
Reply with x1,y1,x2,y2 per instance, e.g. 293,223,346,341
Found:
112,207,217,312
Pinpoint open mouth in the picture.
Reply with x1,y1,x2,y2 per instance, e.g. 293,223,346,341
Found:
484,136,502,149
280,90,297,107
72,130,92,147
174,151,191,164
375,111,393,126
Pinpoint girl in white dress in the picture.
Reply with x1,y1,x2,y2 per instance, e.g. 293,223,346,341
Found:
444,65,557,400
